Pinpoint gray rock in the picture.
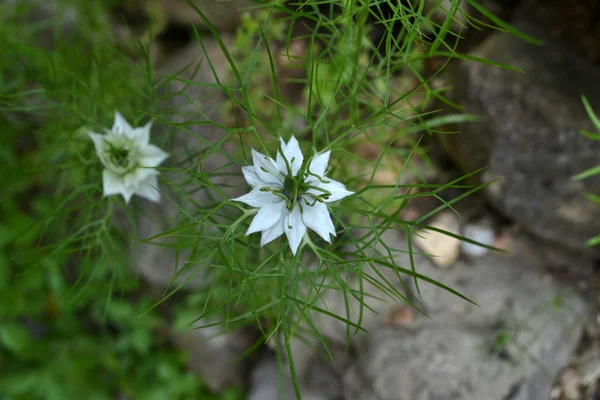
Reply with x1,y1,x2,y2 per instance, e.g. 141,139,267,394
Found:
248,352,303,400
512,0,600,64
171,321,253,392
439,21,600,253
291,230,587,400
292,340,350,400
248,353,285,400
248,344,349,400
461,221,494,257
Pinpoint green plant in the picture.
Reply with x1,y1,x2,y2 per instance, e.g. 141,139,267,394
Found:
574,95,600,247
0,1,237,399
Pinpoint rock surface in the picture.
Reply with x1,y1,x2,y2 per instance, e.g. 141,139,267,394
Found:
413,212,461,268
552,312,600,399
291,229,588,400
248,353,289,400
439,20,600,253
171,323,253,392
512,0,600,64
461,220,495,257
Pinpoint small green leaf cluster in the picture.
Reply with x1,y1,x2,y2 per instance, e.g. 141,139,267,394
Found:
575,96,600,247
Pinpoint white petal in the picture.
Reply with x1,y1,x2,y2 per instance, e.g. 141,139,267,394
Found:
309,150,330,177
123,167,155,188
135,174,161,203
278,137,287,152
89,132,105,155
252,149,281,185
140,143,169,167
301,202,335,242
284,205,307,256
112,111,132,135
103,169,133,203
282,136,303,176
276,151,286,175
276,137,288,173
247,201,286,235
260,217,285,246
310,178,353,202
127,122,151,145
103,169,124,195
242,166,263,187
232,187,279,207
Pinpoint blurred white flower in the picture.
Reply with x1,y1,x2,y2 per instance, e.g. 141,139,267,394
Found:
89,111,168,203
233,136,353,255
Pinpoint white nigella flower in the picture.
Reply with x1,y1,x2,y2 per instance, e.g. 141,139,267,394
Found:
89,111,169,203
233,136,353,255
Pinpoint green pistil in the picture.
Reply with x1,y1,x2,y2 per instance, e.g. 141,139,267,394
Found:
260,186,289,203
110,147,130,168
301,183,332,201
283,176,297,197
306,170,330,184
264,176,333,211
260,151,334,215
104,138,136,174
283,175,302,212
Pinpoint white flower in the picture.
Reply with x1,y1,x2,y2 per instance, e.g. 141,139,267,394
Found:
233,136,353,255
89,111,169,203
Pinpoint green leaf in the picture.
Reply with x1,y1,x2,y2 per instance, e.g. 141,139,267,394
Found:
0,322,33,354
580,129,600,141
466,0,543,45
573,164,600,180
131,328,152,354
434,52,525,73
581,95,600,132
585,192,600,204
0,251,8,288
586,234,600,247
0,371,40,395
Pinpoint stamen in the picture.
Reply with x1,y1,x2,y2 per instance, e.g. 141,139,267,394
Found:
296,155,312,180
316,196,325,205
303,184,332,198
291,184,300,214
306,171,330,184
103,137,137,172
272,192,291,206
281,151,294,177
260,186,291,207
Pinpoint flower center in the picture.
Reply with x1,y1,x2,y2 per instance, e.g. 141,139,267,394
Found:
283,175,305,201
110,147,130,168
264,173,332,212
103,137,138,175
260,161,334,212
